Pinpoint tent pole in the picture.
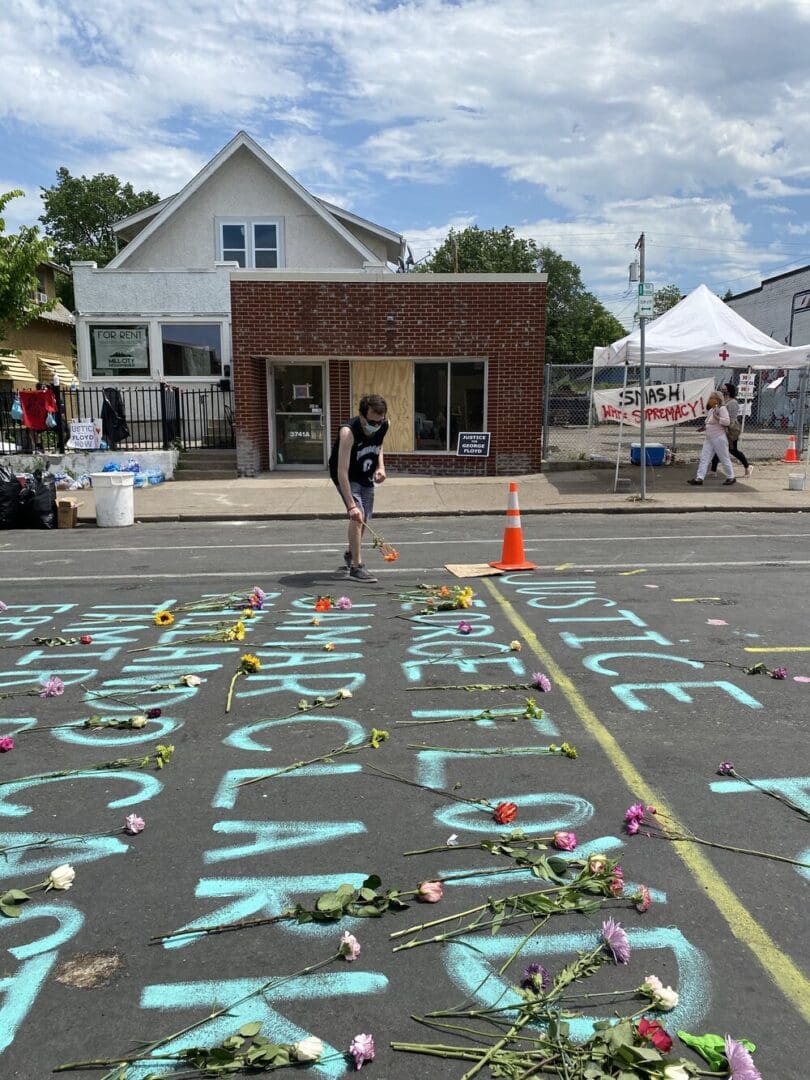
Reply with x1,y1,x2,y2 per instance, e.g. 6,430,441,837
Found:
636,232,647,500
587,352,597,434
795,366,809,457
613,362,629,493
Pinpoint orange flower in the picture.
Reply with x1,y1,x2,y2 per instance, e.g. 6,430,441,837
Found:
383,549,400,562
493,801,518,825
314,598,332,612
323,642,335,652
439,586,451,597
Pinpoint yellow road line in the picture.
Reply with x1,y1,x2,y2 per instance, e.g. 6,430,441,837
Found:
744,646,810,653
484,578,810,1023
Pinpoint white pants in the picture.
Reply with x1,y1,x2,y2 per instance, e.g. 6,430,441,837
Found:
697,433,733,480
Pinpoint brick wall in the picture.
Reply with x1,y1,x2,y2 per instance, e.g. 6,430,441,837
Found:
231,278,546,476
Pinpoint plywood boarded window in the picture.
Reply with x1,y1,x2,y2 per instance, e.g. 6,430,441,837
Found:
350,359,413,452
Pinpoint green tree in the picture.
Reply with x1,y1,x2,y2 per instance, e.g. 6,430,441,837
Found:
418,226,625,363
0,190,54,348
39,167,161,268
417,225,540,273
652,283,682,318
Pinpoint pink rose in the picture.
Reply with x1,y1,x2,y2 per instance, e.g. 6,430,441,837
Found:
457,620,472,634
339,930,361,961
124,814,145,834
0,736,14,753
418,880,444,903
553,830,577,851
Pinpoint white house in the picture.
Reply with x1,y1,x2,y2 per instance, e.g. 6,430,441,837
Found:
72,131,405,388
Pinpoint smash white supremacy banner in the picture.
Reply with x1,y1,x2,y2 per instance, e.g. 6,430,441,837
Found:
594,377,715,428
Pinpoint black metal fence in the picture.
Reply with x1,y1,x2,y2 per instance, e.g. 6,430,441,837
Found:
0,384,234,454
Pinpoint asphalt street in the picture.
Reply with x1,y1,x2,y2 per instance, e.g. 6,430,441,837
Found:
0,513,808,1078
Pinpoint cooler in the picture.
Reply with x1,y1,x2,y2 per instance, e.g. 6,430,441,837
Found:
630,442,666,466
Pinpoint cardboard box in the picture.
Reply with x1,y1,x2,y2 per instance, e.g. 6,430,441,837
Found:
57,499,79,528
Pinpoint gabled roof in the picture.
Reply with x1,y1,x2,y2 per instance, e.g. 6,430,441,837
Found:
107,131,390,269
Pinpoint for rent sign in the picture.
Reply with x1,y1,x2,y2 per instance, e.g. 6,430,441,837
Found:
594,377,715,428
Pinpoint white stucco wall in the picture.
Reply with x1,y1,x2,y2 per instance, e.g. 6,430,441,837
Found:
117,146,369,271
727,268,810,347
73,265,232,316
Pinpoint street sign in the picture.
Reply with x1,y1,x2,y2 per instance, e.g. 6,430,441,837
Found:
638,282,655,317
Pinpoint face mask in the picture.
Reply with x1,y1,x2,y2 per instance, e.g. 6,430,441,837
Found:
362,419,383,434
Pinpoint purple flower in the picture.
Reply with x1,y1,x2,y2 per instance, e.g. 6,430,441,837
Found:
770,666,788,680
0,601,7,612
349,1033,375,1070
39,676,65,698
601,917,631,964
626,817,640,835
336,596,353,610
718,761,735,775
520,962,550,992
625,802,645,821
532,672,552,692
124,814,145,834
724,1036,762,1080
0,736,14,753
457,620,472,634
252,586,266,601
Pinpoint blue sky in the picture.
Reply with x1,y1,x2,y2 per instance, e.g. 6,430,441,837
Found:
2,0,810,329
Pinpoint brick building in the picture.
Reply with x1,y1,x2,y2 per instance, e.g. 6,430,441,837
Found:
230,271,546,477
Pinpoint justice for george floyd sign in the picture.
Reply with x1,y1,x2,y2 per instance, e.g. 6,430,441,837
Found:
457,431,491,456
593,377,715,428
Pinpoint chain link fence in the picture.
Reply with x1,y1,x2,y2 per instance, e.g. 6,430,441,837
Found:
543,363,809,465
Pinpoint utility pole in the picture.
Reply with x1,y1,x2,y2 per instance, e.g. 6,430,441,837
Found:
635,232,647,501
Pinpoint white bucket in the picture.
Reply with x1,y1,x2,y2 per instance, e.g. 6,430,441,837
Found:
92,472,135,527
788,474,806,491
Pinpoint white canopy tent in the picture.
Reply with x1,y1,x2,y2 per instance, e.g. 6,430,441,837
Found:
593,283,810,369
590,284,810,492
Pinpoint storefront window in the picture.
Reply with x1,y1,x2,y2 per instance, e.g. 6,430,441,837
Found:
414,361,484,450
161,324,222,378
90,324,150,377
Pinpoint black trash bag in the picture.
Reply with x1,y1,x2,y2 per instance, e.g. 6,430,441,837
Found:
0,463,22,530
19,469,57,530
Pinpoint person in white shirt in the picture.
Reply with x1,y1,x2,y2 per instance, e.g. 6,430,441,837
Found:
688,390,736,486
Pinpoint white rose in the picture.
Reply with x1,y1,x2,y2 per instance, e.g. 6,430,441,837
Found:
293,1036,323,1062
338,689,353,699
130,715,148,728
181,674,202,687
655,984,679,1011
48,864,76,890
662,1066,690,1080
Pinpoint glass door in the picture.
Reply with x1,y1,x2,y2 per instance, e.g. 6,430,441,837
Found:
271,363,326,467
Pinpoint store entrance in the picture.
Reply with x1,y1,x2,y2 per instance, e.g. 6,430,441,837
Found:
270,362,326,468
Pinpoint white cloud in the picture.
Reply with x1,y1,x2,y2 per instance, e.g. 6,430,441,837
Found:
0,184,46,233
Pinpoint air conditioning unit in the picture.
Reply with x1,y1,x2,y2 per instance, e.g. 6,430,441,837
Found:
35,291,49,304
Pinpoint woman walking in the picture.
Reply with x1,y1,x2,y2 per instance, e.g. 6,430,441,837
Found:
709,382,753,478
688,389,736,486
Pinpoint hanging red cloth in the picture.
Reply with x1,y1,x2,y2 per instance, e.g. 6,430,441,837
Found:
19,388,57,431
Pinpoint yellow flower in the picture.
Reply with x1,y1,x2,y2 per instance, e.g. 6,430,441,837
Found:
457,595,472,609
323,642,335,652
239,653,262,674
370,728,389,748
509,640,522,652
561,741,578,759
224,620,246,642
241,608,255,619
311,617,321,626
154,610,174,626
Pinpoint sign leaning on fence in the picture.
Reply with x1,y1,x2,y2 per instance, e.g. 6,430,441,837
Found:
594,377,715,428
68,420,102,450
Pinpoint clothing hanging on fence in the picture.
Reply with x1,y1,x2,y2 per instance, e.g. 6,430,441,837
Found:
19,388,57,432
101,387,129,448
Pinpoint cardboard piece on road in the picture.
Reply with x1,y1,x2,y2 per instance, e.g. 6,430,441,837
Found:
445,563,503,578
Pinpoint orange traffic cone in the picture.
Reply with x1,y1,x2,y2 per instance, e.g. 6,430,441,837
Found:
782,435,800,463
490,482,537,571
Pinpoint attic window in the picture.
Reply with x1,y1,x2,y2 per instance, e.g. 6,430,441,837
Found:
217,218,281,268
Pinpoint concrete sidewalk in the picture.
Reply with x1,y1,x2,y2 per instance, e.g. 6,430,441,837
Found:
66,459,810,523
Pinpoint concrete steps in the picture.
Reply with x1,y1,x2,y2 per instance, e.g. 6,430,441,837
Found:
175,449,237,482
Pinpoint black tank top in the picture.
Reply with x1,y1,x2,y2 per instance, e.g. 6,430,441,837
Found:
329,416,389,487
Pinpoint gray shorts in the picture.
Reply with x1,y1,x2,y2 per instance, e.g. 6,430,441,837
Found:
351,481,374,521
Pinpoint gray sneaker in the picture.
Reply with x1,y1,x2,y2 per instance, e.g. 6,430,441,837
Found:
336,550,351,577
349,563,378,583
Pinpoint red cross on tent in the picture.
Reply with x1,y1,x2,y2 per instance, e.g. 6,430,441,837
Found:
718,349,730,362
